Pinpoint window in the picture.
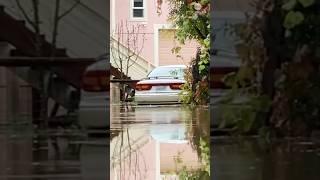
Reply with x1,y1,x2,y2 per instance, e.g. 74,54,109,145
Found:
132,0,145,19
212,18,244,56
147,67,186,79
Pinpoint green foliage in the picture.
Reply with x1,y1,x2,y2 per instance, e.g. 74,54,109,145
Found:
179,69,209,105
282,0,320,47
298,0,315,7
283,11,304,29
173,138,210,180
282,0,315,10
168,0,210,44
179,68,194,104
282,0,297,10
199,42,210,76
287,73,320,129
167,0,210,105
220,0,320,137
178,167,210,180
199,137,210,174
219,94,272,134
179,106,210,178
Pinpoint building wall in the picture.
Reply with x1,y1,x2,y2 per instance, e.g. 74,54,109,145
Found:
112,0,198,67
159,29,198,66
160,142,201,173
112,0,170,64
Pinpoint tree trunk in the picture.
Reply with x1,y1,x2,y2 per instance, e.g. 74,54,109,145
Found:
51,0,60,56
192,48,201,93
261,0,284,126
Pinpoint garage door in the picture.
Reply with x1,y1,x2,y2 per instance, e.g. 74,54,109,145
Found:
158,29,198,66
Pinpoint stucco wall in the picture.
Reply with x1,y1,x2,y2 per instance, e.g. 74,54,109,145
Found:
113,0,197,67
112,0,170,64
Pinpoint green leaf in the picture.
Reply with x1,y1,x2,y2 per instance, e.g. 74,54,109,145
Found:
171,46,182,54
200,0,210,5
241,110,256,132
298,0,315,7
203,38,210,47
199,64,206,72
223,72,237,88
283,11,304,29
282,0,297,10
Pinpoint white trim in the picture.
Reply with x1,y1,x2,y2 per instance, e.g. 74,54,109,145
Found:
111,0,116,33
153,24,175,67
130,0,147,21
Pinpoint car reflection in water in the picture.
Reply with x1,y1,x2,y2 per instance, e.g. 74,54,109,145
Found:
110,104,209,180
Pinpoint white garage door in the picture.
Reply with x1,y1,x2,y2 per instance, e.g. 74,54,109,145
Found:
158,29,198,66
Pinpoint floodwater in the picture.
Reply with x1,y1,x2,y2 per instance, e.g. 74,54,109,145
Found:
110,104,211,180
111,103,320,180
1,104,320,180
0,126,107,180
212,137,320,180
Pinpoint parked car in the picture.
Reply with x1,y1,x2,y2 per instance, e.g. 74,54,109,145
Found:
210,56,240,126
210,13,245,127
135,65,187,105
78,55,109,130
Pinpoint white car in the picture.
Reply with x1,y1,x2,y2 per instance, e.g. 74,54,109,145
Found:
78,55,109,129
135,65,186,104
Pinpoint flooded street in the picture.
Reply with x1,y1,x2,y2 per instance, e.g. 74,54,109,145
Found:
212,137,320,180
1,104,320,180
0,126,107,180
110,104,210,180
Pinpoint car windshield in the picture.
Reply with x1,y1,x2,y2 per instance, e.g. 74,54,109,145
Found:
147,67,185,79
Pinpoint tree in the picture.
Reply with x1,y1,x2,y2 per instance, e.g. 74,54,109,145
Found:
15,0,80,127
110,21,146,101
166,0,210,105
220,0,320,137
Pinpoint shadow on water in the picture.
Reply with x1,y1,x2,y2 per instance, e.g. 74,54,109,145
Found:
0,125,107,180
110,103,210,180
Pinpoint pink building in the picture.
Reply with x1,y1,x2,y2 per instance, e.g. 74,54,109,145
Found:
111,0,198,70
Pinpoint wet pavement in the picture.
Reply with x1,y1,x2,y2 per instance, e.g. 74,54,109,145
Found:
110,104,210,180
0,126,107,180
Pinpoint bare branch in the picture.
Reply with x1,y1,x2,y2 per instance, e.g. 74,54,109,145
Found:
129,27,145,68
111,20,145,79
57,0,80,20
51,0,61,56
15,0,36,29
32,0,40,33
118,22,124,77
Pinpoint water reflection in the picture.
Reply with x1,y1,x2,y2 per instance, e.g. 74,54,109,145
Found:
212,137,320,180
0,127,107,180
110,104,210,180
